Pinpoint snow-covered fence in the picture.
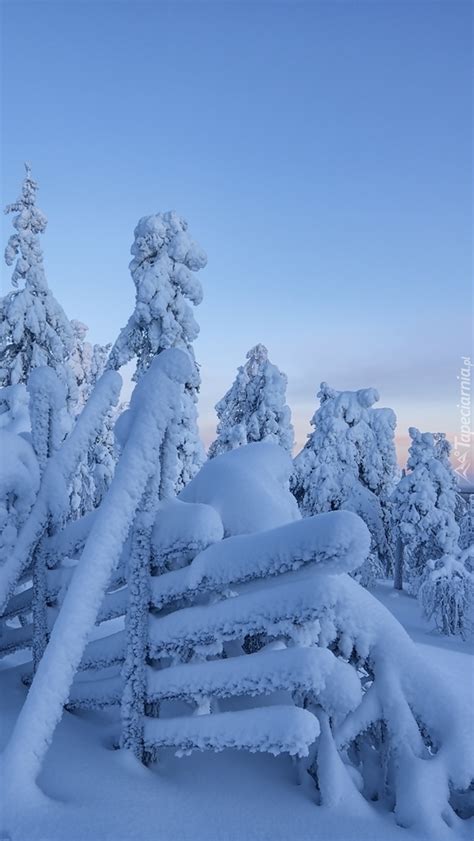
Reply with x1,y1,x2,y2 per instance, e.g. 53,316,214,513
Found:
73,502,473,831
66,509,370,765
139,515,368,762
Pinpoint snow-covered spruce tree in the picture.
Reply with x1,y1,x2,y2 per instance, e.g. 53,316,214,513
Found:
69,320,93,411
89,342,117,506
391,427,460,594
291,383,396,584
398,430,474,636
419,547,474,637
69,334,116,516
108,212,207,491
1,164,76,408
365,406,399,574
208,344,294,458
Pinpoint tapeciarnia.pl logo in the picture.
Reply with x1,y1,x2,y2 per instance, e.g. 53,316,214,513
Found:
453,356,472,483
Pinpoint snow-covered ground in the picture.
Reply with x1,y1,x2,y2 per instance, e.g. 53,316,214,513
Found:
1,582,472,841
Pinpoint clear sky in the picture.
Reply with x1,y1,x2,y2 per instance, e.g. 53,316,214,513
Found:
1,0,472,473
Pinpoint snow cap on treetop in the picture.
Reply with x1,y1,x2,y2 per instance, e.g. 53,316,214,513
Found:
245,343,268,373
71,320,89,341
153,347,195,384
130,211,207,287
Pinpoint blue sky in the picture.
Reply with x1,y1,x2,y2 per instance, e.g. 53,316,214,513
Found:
1,0,472,469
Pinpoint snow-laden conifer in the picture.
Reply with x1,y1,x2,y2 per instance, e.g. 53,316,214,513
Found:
291,383,397,582
419,548,474,636
392,428,474,634
69,320,93,411
70,334,116,515
208,344,294,458
391,427,460,591
1,165,75,407
108,212,207,490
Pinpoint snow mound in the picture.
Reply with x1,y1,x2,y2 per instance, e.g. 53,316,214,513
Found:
180,442,300,536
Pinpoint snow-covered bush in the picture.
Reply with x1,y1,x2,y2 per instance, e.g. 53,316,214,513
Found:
1,165,76,408
419,550,474,637
108,211,207,490
391,427,460,593
292,383,397,583
208,344,294,457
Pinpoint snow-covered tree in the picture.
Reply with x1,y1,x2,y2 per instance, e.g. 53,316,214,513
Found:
88,341,116,499
1,165,75,408
419,548,474,637
291,383,397,583
364,406,399,573
391,427,460,593
392,430,474,635
69,320,93,411
108,212,207,490
208,344,294,458
70,336,116,516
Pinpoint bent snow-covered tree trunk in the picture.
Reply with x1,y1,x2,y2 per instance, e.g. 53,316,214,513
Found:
1,350,193,792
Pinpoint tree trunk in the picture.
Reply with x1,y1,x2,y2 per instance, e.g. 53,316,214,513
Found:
394,536,404,591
